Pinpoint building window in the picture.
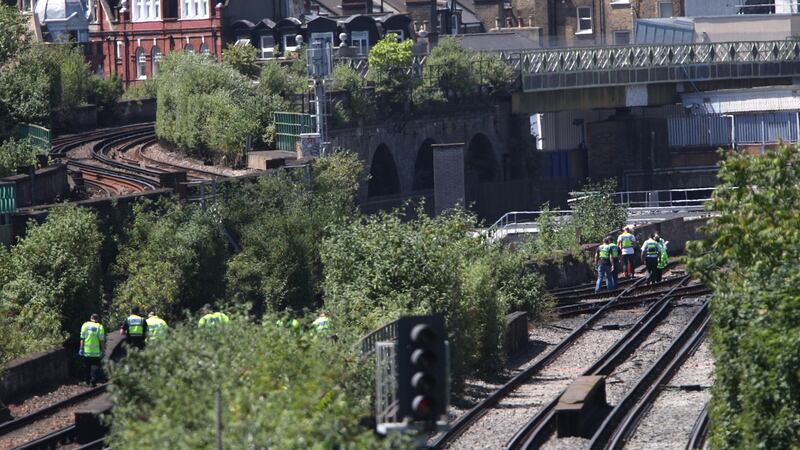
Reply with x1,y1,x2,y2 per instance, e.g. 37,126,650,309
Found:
260,35,275,59
133,0,160,20
181,0,206,18
351,30,369,55
451,14,460,35
184,43,195,54
613,31,630,45
136,47,146,79
151,46,161,77
200,43,209,55
116,41,123,60
576,7,592,34
386,29,404,40
659,1,673,17
310,32,333,48
282,34,298,53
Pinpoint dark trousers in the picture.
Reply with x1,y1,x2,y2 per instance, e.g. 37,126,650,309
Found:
611,258,620,286
125,336,145,351
83,356,102,385
644,258,659,284
621,254,636,276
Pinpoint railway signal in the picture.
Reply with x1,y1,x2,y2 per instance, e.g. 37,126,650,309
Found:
396,315,449,429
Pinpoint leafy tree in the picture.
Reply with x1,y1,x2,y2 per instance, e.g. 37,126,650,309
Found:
570,179,627,244
223,152,362,315
0,4,30,66
222,43,259,79
50,44,93,110
0,206,102,365
259,61,306,98
321,206,549,384
687,145,800,449
367,33,413,93
121,79,158,100
0,137,48,177
331,64,374,120
106,315,401,449
0,44,62,126
111,199,227,323
414,37,475,103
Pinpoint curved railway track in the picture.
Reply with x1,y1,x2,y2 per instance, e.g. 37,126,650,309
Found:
432,275,710,450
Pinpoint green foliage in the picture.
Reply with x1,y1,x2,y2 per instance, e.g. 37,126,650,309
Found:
330,64,374,120
686,145,800,449
111,199,227,324
107,315,399,449
156,53,269,163
0,206,102,365
367,33,414,99
414,37,475,103
0,137,47,177
570,179,627,244
222,43,259,79
473,52,515,92
90,74,123,118
0,44,62,126
223,152,362,315
259,61,306,98
121,79,158,100
321,206,549,384
0,4,30,65
51,44,93,110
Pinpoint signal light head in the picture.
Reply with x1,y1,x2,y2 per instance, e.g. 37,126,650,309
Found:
411,324,435,346
411,372,436,392
411,348,437,368
412,395,435,415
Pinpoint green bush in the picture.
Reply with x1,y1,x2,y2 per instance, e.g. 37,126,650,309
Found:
122,79,158,100
321,206,549,384
222,43,259,79
106,315,400,449
0,137,47,177
331,64,374,120
91,74,123,119
415,37,475,102
156,53,267,163
223,152,362,315
0,206,102,365
259,61,306,98
687,145,800,449
111,199,227,324
570,179,627,244
367,33,414,102
0,44,62,126
0,4,30,65
51,44,93,110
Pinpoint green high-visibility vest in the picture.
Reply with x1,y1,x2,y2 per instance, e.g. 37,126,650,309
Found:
146,316,168,340
598,244,610,259
199,312,230,326
657,240,669,269
610,244,620,258
643,239,660,258
312,316,330,331
619,232,634,248
80,321,105,358
126,314,145,337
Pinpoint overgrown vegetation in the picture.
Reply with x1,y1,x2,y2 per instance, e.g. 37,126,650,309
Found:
0,137,48,177
0,207,102,366
687,145,800,449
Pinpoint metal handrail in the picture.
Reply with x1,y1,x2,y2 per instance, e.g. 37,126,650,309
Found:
358,319,399,357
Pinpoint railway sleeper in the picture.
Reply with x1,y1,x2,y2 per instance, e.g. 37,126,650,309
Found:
555,375,611,439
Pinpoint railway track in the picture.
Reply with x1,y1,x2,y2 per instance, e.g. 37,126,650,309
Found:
431,275,710,450
0,385,106,450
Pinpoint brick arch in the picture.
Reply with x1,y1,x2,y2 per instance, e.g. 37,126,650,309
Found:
466,132,498,183
412,138,436,192
367,143,401,197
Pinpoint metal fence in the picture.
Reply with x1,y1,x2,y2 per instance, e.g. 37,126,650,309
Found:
0,183,16,246
274,112,315,152
16,123,51,149
358,319,399,357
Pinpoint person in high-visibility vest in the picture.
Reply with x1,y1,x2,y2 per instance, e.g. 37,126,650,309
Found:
146,312,169,342
79,314,105,386
121,305,148,350
655,233,669,283
641,233,663,285
198,304,230,327
312,311,330,332
594,237,616,293
617,226,637,278
609,238,621,287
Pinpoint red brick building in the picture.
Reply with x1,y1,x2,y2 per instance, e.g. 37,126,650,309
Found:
88,0,226,84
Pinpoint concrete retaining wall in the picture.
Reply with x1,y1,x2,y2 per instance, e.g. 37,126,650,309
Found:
633,216,708,254
2,164,70,208
109,99,156,126
505,312,529,356
51,99,157,135
533,252,596,289
1,348,69,402
52,105,98,134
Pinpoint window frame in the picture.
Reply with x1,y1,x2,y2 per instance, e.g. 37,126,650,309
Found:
260,35,275,59
151,46,161,78
351,30,369,55
658,1,674,17
116,41,123,60
576,6,593,34
613,30,630,45
386,29,405,40
180,0,207,19
136,47,147,80
184,43,195,54
282,33,299,53
200,43,210,55
310,32,334,48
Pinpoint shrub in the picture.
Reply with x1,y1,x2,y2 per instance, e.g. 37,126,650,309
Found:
0,4,30,65
0,44,62,126
259,61,306,98
687,145,800,449
321,206,549,384
222,43,259,79
415,37,475,102
111,199,227,324
570,179,626,244
122,79,157,100
331,64,374,120
0,206,102,365
367,33,414,99
0,137,47,177
91,74,123,120
106,315,398,449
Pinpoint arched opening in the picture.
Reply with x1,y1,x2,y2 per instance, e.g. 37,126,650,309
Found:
135,47,146,79
368,144,400,197
412,138,436,192
466,133,497,184
184,43,195,54
199,43,209,55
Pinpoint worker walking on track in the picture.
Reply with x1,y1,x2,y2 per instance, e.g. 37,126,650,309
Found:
641,233,663,285
121,306,147,350
594,237,616,293
146,312,168,342
198,304,230,326
655,233,669,283
617,226,637,278
79,314,105,386
609,236,621,287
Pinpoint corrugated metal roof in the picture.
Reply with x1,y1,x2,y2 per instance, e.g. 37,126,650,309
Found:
681,87,800,114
